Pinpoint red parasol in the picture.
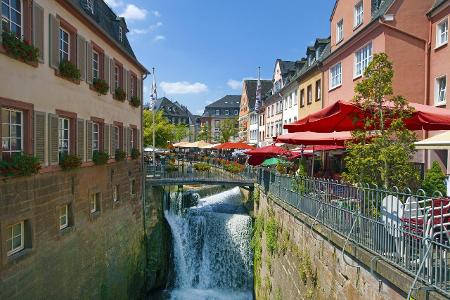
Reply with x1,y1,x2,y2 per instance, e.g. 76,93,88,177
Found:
276,131,353,146
284,100,450,133
214,141,255,150
246,145,291,156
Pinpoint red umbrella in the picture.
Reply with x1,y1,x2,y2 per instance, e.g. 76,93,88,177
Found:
303,145,345,151
214,141,255,150
246,145,291,156
284,100,450,133
276,131,353,146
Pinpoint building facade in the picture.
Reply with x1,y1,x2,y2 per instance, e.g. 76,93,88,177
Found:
0,0,147,297
201,95,240,142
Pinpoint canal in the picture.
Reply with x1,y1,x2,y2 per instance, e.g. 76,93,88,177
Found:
150,187,254,300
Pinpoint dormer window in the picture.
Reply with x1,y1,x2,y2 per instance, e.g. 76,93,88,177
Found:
315,48,321,60
86,0,94,14
119,26,123,42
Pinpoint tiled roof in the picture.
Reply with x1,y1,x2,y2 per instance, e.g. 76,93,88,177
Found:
244,80,273,110
427,0,448,15
205,95,241,109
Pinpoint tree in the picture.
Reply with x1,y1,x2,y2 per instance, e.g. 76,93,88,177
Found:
422,161,447,197
219,117,239,143
343,53,419,190
197,124,212,142
173,124,189,142
143,110,175,148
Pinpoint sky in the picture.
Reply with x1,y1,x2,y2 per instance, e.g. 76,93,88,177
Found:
105,0,335,115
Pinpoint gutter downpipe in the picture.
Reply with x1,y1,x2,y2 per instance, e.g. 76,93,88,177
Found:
141,71,149,294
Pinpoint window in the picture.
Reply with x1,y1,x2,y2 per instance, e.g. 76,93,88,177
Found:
225,110,229,115
1,0,22,36
336,19,343,43
90,192,101,213
59,28,70,62
215,109,220,116
1,108,23,159
355,43,372,78
300,89,305,107
435,76,447,105
307,85,312,105
330,63,342,89
437,18,448,47
267,106,270,118
86,0,94,13
58,117,70,159
119,26,123,42
215,120,220,128
114,65,120,90
114,126,120,150
130,75,137,98
130,179,136,196
59,205,68,230
315,80,321,101
92,123,99,153
113,185,119,202
234,110,238,115
293,91,297,105
354,2,363,28
6,221,24,256
294,117,297,122
92,50,99,80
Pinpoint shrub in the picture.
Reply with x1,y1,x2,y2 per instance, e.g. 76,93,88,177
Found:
131,148,140,160
193,162,211,172
422,161,447,196
93,150,109,165
223,161,244,174
59,154,82,171
59,60,80,81
114,87,126,101
115,150,126,161
1,31,39,64
165,162,178,172
0,154,41,177
130,96,140,107
93,78,109,95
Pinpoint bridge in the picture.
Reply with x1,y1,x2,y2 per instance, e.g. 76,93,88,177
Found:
145,163,255,189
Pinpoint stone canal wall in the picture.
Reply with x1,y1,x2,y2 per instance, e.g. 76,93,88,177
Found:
0,161,151,299
253,185,447,300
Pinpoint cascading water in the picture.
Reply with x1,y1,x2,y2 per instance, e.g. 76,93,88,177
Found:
162,187,253,300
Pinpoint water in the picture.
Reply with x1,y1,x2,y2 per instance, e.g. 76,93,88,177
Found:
158,187,253,300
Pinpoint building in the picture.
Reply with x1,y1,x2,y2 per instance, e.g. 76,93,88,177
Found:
239,79,273,143
0,0,148,297
201,95,241,142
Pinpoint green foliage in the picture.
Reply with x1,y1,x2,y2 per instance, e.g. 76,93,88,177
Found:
93,78,109,95
143,110,179,148
276,163,287,174
0,153,41,177
197,125,212,142
265,215,278,255
59,154,82,171
114,87,126,101
223,161,245,173
251,215,264,292
343,53,419,190
422,161,447,196
173,124,189,142
93,150,109,165
292,158,307,193
193,162,211,172
130,96,140,107
131,148,140,160
219,117,239,143
59,60,81,81
1,31,39,64
115,150,126,161
165,162,178,172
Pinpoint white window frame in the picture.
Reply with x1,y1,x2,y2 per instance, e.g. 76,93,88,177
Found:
59,205,68,230
354,1,363,28
59,27,70,62
354,42,373,78
113,185,119,202
92,122,99,153
119,26,123,42
293,91,298,106
1,0,23,37
1,108,23,157
215,109,220,116
225,110,229,115
435,76,447,106
234,110,238,115
58,117,70,159
6,221,24,256
436,17,448,48
316,80,322,100
91,193,100,213
307,85,312,104
336,19,344,44
92,50,99,80
86,0,94,14
329,62,342,90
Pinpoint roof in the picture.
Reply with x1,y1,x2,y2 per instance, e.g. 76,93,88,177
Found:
244,80,273,110
66,0,148,73
330,0,395,21
205,95,241,109
152,97,194,120
427,0,449,16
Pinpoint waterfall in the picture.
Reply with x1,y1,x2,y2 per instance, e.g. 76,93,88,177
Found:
164,187,253,300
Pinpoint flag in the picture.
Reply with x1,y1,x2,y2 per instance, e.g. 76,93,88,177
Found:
254,68,262,112
150,69,157,110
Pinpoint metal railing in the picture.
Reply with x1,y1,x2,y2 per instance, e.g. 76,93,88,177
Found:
257,169,450,297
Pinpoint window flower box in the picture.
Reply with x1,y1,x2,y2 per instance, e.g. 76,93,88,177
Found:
114,150,126,161
114,87,126,102
58,61,81,83
93,150,109,165
0,154,41,177
92,78,109,95
1,31,39,67
130,96,140,107
59,154,82,171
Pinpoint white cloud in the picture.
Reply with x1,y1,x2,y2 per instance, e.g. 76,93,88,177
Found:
153,35,166,42
160,81,208,95
120,4,148,21
130,22,163,35
195,108,204,115
153,10,161,17
227,79,242,90
104,0,124,8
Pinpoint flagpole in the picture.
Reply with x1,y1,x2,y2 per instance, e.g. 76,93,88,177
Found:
256,66,261,147
152,67,157,166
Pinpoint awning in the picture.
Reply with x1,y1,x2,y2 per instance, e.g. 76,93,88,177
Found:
284,100,450,133
214,141,255,150
181,141,212,148
276,131,353,146
246,145,290,156
415,131,450,150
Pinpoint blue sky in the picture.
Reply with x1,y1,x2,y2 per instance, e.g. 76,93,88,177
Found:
106,0,335,115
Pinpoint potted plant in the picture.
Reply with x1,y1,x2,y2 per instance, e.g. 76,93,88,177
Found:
59,60,81,82
114,149,126,161
130,96,140,107
0,154,41,177
131,148,140,160
1,31,39,65
114,87,126,101
59,154,82,171
93,150,109,165
93,78,109,95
